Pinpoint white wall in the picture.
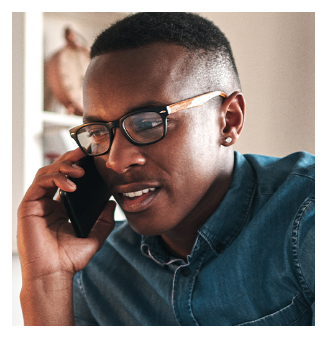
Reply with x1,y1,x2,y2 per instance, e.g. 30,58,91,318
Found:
12,13,25,254
201,12,315,157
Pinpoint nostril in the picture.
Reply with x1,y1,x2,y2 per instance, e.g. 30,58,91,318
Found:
128,163,140,168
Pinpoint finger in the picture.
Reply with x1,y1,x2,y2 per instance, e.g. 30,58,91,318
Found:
54,147,86,164
88,200,116,250
37,148,86,177
37,160,85,178
24,173,78,202
22,149,86,207
35,147,86,176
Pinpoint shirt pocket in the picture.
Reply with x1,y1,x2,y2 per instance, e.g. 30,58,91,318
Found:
236,294,312,326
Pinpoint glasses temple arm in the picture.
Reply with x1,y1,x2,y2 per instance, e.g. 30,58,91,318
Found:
168,91,226,114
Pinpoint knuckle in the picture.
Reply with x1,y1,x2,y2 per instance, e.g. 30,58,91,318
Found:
36,166,47,176
61,160,73,168
55,149,75,162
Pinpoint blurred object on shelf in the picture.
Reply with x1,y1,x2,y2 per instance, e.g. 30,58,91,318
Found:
45,27,90,116
43,126,77,165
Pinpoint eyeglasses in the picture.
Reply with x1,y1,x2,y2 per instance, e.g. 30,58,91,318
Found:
69,91,226,157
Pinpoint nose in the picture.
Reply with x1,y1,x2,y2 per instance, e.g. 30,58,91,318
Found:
105,128,146,173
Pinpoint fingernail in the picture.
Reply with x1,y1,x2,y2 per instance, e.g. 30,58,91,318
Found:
67,179,76,188
72,163,82,169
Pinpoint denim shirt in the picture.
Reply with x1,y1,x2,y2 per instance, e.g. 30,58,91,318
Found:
73,151,315,326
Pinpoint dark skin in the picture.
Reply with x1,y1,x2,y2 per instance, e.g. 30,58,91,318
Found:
17,42,245,325
84,42,245,258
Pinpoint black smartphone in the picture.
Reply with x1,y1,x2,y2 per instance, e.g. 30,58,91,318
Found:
60,156,111,238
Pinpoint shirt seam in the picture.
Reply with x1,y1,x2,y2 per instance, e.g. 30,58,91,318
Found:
291,196,315,301
289,172,315,181
140,244,165,266
77,271,86,295
236,293,302,325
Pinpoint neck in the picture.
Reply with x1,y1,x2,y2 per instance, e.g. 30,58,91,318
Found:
161,153,234,260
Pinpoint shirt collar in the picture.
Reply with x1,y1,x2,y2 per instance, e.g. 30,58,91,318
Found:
141,151,257,263
198,151,257,255
141,235,186,266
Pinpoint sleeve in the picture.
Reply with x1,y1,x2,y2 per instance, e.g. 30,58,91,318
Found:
73,271,99,326
293,195,315,325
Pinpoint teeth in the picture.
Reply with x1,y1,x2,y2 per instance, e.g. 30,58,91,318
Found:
123,187,156,198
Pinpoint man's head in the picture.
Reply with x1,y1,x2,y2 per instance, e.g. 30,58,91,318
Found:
82,13,245,242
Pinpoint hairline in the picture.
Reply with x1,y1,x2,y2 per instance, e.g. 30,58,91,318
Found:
90,41,241,95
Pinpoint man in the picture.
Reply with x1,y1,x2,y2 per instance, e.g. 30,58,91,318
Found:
18,12,314,325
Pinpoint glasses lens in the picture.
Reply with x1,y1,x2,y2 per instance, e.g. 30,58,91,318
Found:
76,124,110,155
123,111,164,144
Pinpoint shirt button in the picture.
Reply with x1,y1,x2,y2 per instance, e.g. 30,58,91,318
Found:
181,267,191,276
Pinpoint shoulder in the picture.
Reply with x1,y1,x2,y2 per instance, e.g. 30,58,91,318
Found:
243,151,314,179
241,152,315,300
243,151,314,195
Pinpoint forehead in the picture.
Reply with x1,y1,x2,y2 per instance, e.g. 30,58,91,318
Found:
83,43,205,121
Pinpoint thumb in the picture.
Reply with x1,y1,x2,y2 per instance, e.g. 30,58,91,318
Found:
89,200,116,250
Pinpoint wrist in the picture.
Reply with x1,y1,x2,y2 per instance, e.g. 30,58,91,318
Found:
21,270,74,290
20,271,75,326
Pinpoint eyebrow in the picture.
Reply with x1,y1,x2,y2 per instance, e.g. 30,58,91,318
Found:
83,116,107,124
83,100,168,124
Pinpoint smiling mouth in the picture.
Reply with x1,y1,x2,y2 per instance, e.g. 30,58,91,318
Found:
116,186,160,213
122,187,156,199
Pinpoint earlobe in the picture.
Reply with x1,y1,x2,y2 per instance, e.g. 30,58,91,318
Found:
220,91,245,146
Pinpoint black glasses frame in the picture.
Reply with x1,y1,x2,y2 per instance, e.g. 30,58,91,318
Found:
70,107,170,157
69,90,226,157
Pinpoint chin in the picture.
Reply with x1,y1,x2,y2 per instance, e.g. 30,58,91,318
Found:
125,213,174,237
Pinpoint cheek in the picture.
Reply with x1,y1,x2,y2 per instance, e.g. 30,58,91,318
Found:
153,115,221,198
168,115,220,172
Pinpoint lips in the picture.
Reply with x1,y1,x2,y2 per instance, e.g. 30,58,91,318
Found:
113,183,161,213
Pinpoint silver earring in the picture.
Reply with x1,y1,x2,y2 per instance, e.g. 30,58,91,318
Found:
225,137,232,143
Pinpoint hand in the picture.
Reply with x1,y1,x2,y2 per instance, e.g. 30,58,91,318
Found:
17,148,116,282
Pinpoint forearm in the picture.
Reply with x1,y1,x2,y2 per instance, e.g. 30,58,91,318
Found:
20,272,75,326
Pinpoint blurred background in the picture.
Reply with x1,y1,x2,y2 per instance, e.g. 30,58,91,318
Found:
12,12,315,325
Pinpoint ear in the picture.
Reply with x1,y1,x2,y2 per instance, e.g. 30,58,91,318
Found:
219,91,245,146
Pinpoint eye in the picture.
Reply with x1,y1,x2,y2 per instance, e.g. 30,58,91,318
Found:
137,118,162,131
87,127,109,142
123,111,165,143
125,113,163,132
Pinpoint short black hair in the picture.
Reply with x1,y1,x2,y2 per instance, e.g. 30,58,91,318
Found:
91,12,241,93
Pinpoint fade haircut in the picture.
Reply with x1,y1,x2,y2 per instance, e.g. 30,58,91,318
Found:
90,12,241,94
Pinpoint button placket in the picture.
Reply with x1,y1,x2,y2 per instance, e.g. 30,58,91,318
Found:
171,240,210,326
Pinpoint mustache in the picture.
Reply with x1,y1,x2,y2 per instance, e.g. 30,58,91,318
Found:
103,169,164,190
